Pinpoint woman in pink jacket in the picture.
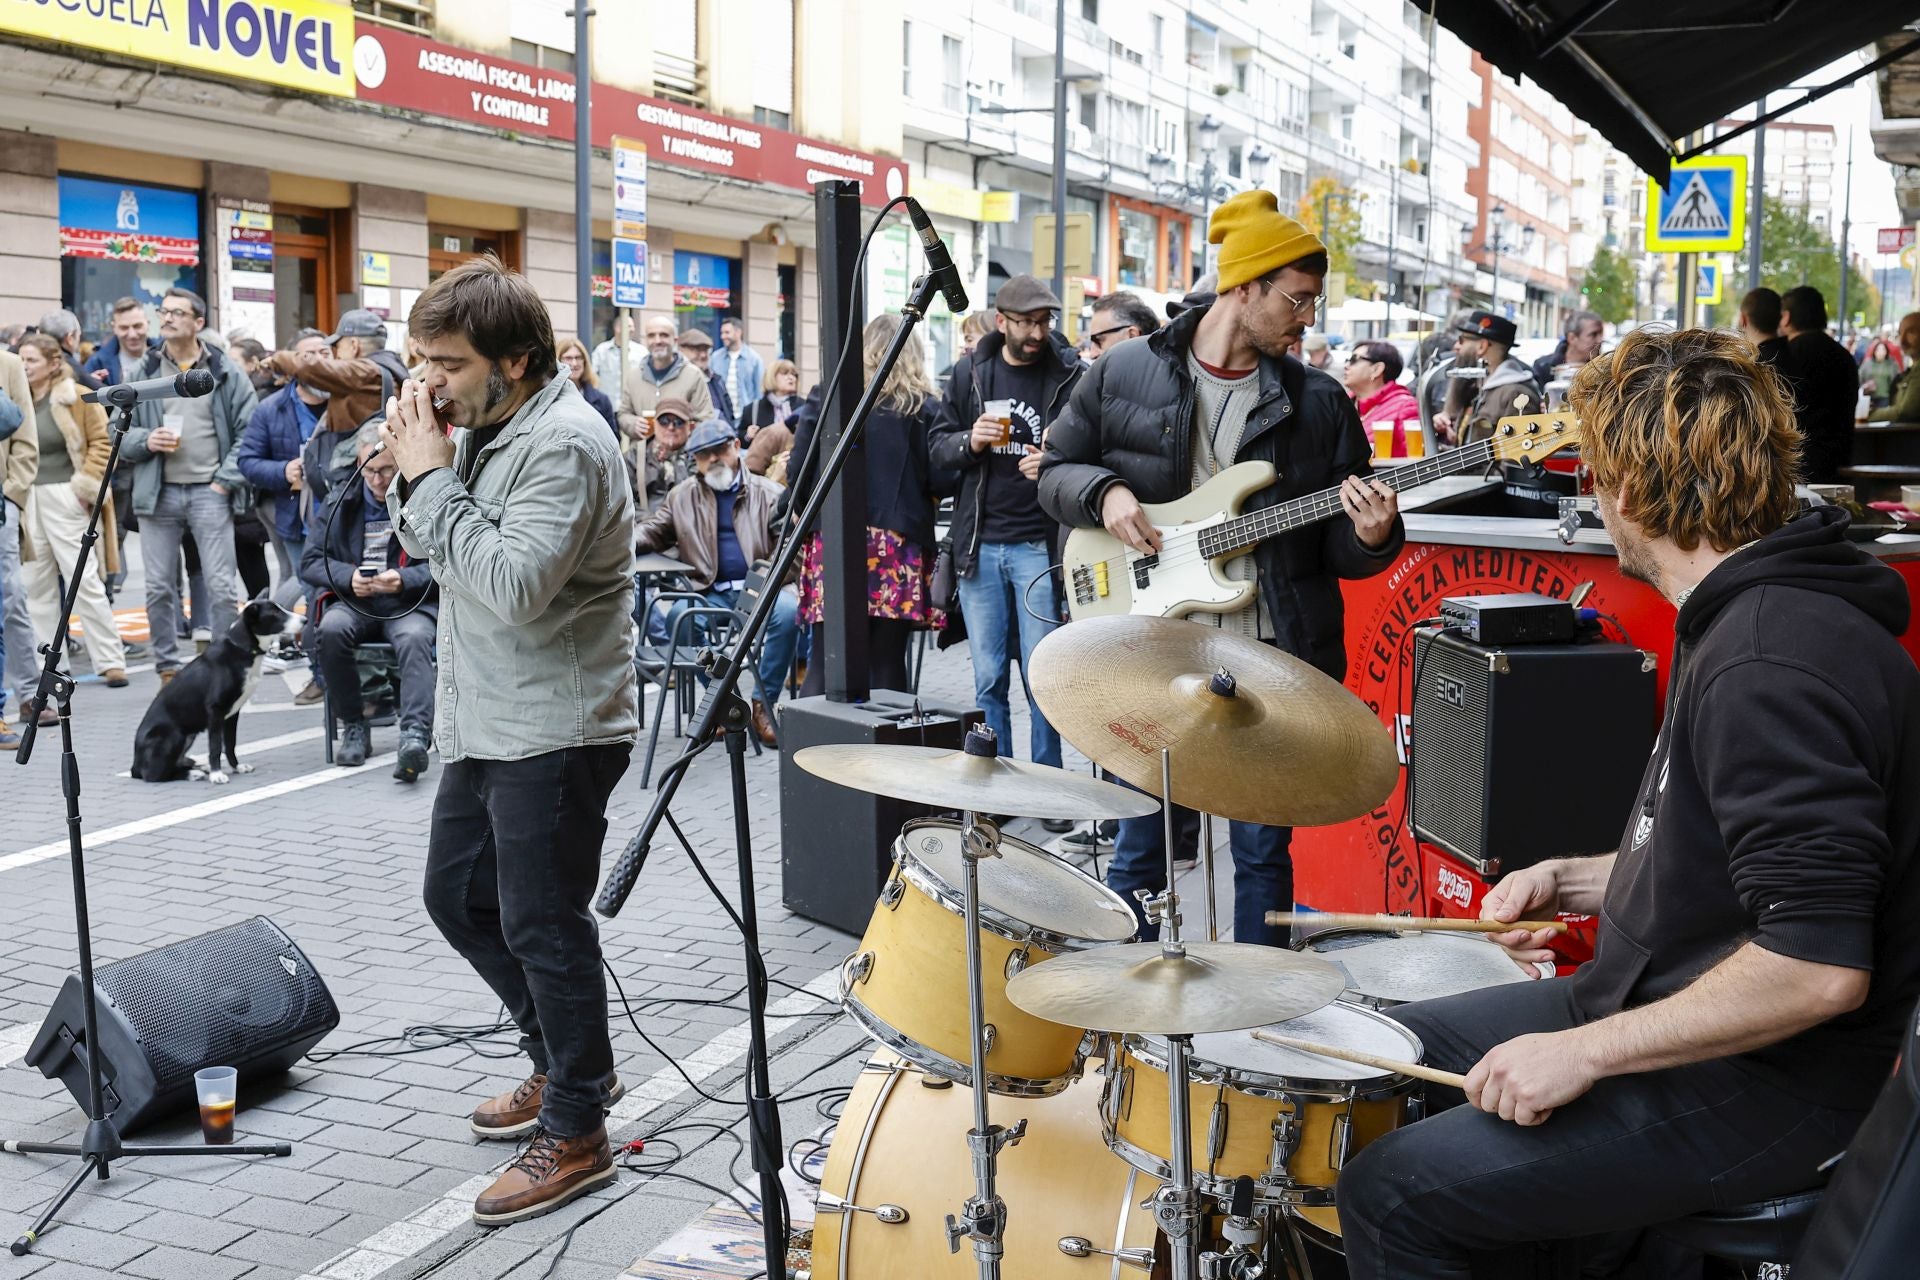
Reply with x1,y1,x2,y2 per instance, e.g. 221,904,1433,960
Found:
1343,339,1421,458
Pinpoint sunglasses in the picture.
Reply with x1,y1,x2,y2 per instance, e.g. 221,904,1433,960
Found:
1089,324,1133,349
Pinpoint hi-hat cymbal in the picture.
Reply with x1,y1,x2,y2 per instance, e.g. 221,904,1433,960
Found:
1005,941,1346,1034
1029,616,1400,827
791,744,1162,821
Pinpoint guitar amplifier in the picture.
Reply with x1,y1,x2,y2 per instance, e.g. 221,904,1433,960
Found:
1410,627,1656,878
778,692,982,934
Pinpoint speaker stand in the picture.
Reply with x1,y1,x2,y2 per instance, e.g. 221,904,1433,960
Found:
5,408,291,1257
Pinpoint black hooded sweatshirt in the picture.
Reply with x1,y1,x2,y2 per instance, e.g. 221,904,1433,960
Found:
1570,507,1920,1108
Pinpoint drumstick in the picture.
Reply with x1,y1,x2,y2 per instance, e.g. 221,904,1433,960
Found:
1251,1029,1469,1089
1265,911,1568,935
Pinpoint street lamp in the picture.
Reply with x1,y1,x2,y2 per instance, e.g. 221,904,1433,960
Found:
1148,114,1251,274
1476,201,1535,323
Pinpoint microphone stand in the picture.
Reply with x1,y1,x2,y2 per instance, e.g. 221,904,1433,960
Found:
596,269,948,1280
4,402,291,1257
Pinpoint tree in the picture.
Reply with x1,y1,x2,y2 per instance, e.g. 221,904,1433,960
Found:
1752,196,1880,330
1578,244,1636,324
1295,176,1369,291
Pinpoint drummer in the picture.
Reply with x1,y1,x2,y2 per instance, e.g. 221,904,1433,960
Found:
1337,328,1920,1276
1039,191,1403,947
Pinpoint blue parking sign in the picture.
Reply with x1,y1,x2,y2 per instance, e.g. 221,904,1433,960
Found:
613,239,648,309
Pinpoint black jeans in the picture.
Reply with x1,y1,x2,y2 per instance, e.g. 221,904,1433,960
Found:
800,617,915,695
315,605,436,736
422,744,633,1137
1336,978,1868,1279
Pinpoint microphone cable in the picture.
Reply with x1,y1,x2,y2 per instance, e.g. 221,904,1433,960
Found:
314,443,436,622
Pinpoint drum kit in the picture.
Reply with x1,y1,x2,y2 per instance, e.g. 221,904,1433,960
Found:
794,616,1536,1279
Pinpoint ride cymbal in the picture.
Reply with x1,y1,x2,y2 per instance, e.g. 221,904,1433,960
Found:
791,744,1162,821
1029,616,1400,826
1005,941,1347,1034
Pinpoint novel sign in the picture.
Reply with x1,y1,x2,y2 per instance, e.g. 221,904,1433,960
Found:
5,0,354,98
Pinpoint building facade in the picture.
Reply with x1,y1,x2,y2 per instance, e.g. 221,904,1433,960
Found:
0,0,908,390
1465,54,1575,340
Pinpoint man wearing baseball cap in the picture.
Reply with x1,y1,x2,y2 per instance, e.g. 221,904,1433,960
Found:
632,420,800,745
1040,189,1403,948
1436,309,1542,446
266,307,415,441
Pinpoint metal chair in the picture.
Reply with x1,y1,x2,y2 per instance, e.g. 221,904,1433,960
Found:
635,593,762,787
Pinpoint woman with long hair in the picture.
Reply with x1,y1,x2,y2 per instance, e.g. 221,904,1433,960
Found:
15,333,127,692
741,358,800,475
788,314,952,692
1860,335,1903,410
557,335,618,436
1867,313,1920,423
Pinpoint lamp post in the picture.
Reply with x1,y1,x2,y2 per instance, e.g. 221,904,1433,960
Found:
1476,201,1534,326
1150,118,1269,279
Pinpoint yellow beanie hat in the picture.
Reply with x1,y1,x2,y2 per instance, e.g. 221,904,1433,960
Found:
1209,190,1326,293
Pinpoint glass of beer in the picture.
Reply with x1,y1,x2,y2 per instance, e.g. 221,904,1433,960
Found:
983,399,1014,447
1403,423,1427,458
1372,425,1396,459
640,409,657,439
194,1066,237,1144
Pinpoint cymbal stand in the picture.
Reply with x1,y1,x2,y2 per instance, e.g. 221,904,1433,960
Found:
1200,813,1219,941
1135,746,1205,1280
945,727,1025,1279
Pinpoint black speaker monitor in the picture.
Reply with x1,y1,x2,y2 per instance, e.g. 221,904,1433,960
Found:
778,691,982,935
1410,627,1657,878
25,916,340,1132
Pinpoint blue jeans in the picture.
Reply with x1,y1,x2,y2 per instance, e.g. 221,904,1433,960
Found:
141,482,240,671
646,584,800,704
1108,775,1293,947
954,539,1061,767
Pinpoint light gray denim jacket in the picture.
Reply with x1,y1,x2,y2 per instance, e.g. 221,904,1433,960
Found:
388,375,638,762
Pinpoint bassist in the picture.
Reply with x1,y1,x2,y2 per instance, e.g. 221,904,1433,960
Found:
1039,191,1403,946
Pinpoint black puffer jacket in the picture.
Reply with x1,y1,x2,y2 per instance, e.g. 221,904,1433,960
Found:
929,330,1083,575
1038,304,1403,679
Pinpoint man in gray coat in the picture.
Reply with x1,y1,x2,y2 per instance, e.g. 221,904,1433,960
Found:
380,257,638,1226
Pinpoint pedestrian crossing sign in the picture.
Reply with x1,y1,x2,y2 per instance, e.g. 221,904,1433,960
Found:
1696,260,1723,306
1646,156,1747,253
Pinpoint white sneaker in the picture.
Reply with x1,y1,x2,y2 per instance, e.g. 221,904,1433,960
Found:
261,654,288,674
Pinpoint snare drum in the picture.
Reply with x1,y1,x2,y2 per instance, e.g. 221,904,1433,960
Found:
1101,1002,1421,1220
1300,928,1532,1009
812,1054,1161,1278
840,818,1138,1096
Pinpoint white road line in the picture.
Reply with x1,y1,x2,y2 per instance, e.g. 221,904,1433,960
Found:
0,754,399,875
280,670,310,699
112,727,328,778
0,1022,35,1069
298,971,842,1280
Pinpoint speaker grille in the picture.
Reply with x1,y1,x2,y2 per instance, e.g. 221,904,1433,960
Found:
93,917,331,1093
1411,633,1491,865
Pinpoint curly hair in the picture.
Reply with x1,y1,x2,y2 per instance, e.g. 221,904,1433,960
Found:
1567,327,1801,553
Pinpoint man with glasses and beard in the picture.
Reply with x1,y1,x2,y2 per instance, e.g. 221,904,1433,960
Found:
1040,190,1403,947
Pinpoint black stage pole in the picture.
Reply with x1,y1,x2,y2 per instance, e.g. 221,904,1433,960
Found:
5,401,291,1257
597,262,953,1280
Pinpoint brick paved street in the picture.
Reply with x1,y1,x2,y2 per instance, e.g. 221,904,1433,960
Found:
0,546,1199,1280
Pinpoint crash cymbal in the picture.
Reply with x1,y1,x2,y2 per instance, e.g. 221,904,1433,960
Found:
791,744,1162,821
1029,615,1400,826
1004,941,1346,1034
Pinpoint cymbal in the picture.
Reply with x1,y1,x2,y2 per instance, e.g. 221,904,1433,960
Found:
1005,941,1347,1034
791,744,1162,821
1029,615,1400,826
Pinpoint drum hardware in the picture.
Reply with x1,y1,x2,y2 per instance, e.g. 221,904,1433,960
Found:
1003,946,1031,979
1267,910,1568,935
838,951,874,992
813,1191,909,1224
1269,1111,1301,1173
954,733,1015,1280
1200,813,1219,941
1056,1235,1155,1269
1200,1177,1265,1280
1207,1097,1229,1162
1328,1112,1353,1170
878,877,905,909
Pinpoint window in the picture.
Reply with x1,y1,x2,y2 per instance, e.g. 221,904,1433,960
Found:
509,40,574,73
902,21,912,96
654,0,703,106
1276,168,1305,208
942,35,964,112
354,0,430,33
1078,90,1097,130
1151,14,1165,69
1082,0,1098,19
1187,15,1217,71
750,0,793,128
1116,205,1159,289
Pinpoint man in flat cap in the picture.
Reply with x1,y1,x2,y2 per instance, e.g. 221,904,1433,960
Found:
1040,190,1403,947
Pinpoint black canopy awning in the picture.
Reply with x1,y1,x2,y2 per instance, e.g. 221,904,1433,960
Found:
1418,1,1920,182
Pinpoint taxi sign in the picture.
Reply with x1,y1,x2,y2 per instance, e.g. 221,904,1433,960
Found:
1646,156,1747,254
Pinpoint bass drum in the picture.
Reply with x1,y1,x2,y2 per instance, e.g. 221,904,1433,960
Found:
812,1054,1161,1278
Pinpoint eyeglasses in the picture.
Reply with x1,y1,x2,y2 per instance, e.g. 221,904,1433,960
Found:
1088,324,1133,350
656,415,687,429
1256,279,1323,318
364,466,398,482
999,311,1055,330
158,306,196,319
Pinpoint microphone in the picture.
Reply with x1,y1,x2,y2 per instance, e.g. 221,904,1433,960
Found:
83,367,215,407
903,196,970,315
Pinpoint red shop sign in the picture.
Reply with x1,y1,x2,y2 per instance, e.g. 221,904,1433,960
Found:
352,29,906,207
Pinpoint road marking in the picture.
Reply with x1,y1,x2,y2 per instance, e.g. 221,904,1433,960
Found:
0,754,400,875
298,971,841,1280
112,727,327,777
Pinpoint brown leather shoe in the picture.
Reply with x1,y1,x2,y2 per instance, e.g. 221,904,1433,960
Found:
159,669,178,687
470,1071,627,1140
750,698,779,748
472,1124,615,1225
100,668,129,688
292,679,323,705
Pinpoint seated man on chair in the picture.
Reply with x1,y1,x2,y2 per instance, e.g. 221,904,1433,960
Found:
301,424,437,779
1336,327,1920,1277
633,419,799,747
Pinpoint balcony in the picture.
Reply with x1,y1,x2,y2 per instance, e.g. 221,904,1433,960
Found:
354,0,430,33
655,51,707,108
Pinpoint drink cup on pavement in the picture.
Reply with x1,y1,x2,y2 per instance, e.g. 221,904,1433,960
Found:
194,1066,238,1144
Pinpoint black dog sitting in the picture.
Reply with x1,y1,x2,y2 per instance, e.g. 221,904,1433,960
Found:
130,600,303,784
